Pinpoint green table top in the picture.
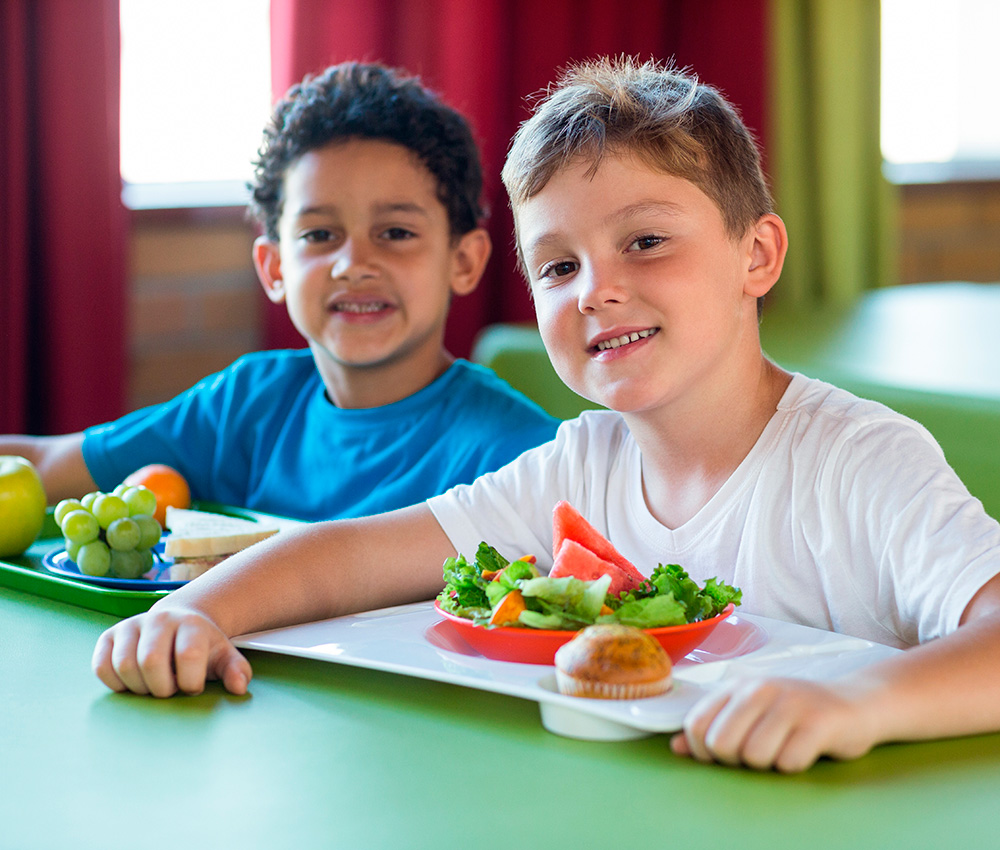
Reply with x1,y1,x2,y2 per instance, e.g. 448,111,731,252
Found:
4,584,1000,850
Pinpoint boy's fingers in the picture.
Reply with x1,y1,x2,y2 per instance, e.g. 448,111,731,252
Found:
171,621,213,695
108,618,152,695
215,647,253,695
736,703,802,770
676,680,785,767
669,731,692,756
771,725,828,774
677,687,736,763
92,628,128,693
676,680,864,772
698,684,776,766
92,610,246,698
135,614,183,697
172,620,251,696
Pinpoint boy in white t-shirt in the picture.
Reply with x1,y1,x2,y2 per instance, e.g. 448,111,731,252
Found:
92,58,1000,773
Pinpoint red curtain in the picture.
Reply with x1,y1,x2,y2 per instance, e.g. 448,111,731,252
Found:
266,0,767,357
0,0,127,434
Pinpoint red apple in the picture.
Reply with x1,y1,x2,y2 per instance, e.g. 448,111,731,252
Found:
0,456,48,558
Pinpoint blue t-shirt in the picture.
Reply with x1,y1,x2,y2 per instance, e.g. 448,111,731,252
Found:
82,350,559,521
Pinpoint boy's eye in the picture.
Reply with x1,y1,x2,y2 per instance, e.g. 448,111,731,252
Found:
381,227,416,241
539,260,578,279
627,234,665,252
302,229,334,243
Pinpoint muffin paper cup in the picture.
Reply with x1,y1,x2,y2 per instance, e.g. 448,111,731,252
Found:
555,670,672,700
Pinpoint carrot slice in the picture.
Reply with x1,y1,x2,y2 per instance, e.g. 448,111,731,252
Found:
489,589,527,626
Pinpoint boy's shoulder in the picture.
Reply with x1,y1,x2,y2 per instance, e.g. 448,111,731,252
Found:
226,348,315,375
781,374,920,426
777,373,943,457
432,360,562,456
180,349,320,420
444,360,559,421
211,349,319,391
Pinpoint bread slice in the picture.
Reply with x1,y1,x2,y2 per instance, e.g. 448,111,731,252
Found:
164,507,279,558
165,556,224,582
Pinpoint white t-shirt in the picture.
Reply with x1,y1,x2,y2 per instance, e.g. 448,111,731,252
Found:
428,374,1000,648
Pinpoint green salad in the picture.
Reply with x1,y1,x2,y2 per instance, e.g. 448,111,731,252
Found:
437,543,741,631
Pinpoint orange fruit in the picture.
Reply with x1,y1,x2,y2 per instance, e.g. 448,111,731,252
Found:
123,464,191,526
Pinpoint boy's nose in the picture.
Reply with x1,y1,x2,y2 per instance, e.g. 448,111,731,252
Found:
331,240,378,283
576,264,628,313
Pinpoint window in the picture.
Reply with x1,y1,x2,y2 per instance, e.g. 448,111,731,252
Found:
119,0,272,208
881,0,1000,182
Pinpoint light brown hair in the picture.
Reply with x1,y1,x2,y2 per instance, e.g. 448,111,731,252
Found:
502,57,773,245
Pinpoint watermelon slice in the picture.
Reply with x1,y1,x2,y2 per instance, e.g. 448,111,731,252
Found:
549,539,642,597
549,501,645,594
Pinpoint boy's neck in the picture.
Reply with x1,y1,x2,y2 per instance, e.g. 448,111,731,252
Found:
315,347,455,410
628,358,791,530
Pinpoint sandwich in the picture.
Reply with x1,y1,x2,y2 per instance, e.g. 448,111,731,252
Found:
163,507,279,580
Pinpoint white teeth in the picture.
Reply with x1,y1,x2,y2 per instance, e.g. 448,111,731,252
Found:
333,302,387,313
595,328,655,351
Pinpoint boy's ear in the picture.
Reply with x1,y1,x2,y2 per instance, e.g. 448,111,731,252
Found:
448,228,492,297
744,213,788,299
253,236,286,304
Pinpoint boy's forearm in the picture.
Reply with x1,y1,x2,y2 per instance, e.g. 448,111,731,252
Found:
149,504,458,638
856,580,1000,745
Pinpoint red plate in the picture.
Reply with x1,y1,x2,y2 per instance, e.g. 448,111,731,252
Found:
434,601,736,665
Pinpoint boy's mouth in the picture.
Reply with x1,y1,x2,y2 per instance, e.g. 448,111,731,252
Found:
327,295,396,319
331,301,392,314
589,327,659,354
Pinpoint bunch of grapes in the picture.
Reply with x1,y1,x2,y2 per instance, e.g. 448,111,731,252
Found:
54,485,163,578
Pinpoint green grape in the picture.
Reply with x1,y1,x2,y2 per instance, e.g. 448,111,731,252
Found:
134,515,162,550
61,509,100,545
122,485,157,518
66,539,82,562
106,517,141,551
77,540,111,577
110,548,146,579
54,498,84,526
136,547,155,574
92,494,129,530
81,491,101,511
112,483,130,496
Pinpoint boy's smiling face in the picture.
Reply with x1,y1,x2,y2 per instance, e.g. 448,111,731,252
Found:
254,139,488,406
517,153,778,418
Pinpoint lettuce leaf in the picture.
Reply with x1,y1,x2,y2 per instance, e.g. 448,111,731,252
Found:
438,543,511,621
475,542,509,575
606,593,687,628
611,564,741,620
518,574,612,629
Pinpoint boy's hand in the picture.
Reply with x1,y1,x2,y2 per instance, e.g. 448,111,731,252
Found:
670,677,878,773
92,608,252,698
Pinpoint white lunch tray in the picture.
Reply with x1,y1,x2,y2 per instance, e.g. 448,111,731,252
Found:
234,601,900,741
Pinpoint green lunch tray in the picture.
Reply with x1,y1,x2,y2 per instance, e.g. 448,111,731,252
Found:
0,502,289,618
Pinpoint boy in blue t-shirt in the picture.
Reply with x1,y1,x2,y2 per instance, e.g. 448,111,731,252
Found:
1,62,558,521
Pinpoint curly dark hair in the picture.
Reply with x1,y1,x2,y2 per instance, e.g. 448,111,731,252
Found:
248,61,486,240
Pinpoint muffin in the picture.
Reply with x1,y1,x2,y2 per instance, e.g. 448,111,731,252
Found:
554,624,673,699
